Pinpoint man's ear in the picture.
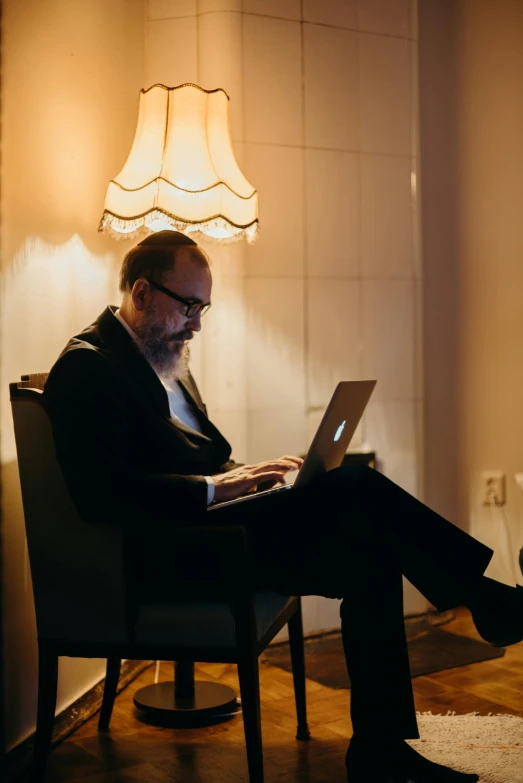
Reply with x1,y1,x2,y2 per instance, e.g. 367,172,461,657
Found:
130,278,150,312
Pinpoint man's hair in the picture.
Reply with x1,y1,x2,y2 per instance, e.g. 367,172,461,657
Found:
119,230,207,293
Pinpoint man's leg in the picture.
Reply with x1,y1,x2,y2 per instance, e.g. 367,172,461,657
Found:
309,464,494,613
247,465,494,780
213,471,425,740
338,546,418,741
313,466,523,648
231,463,494,618
212,463,495,738
212,464,503,780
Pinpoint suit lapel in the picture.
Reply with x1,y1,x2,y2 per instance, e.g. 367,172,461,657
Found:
164,379,212,441
178,377,232,451
96,307,171,419
166,414,211,440
179,375,206,415
177,378,216,440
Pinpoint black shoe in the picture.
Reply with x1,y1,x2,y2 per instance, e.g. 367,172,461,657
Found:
346,738,402,782
346,737,479,783
469,582,523,647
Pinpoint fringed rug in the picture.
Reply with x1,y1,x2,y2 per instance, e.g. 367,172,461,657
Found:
408,713,523,783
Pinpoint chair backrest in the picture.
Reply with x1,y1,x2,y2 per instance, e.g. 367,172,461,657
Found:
10,376,130,645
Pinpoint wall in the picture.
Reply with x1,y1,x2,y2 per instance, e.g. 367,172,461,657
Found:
1,0,145,750
145,0,425,632
419,0,523,586
2,1,427,749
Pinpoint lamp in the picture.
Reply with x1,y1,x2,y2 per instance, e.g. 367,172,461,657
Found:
99,83,258,243
102,83,257,728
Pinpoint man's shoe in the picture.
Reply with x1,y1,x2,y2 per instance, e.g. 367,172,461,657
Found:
346,738,479,783
470,583,523,647
345,739,404,782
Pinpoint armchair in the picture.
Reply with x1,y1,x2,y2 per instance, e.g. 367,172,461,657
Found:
10,374,310,783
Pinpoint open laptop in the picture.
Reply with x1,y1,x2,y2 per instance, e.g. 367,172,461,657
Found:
208,379,376,511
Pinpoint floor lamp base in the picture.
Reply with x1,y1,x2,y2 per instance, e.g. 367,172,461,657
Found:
133,680,240,727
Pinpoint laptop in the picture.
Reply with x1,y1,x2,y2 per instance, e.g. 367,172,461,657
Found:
208,379,376,511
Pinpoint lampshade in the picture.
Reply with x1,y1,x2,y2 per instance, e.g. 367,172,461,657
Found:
99,83,258,243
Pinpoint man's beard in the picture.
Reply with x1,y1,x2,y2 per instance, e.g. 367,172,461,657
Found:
134,310,191,382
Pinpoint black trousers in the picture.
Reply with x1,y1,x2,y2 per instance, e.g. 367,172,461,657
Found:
206,465,494,740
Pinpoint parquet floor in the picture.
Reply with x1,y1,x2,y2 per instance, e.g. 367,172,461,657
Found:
43,608,523,783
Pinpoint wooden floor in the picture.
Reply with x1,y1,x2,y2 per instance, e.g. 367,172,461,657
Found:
42,608,523,783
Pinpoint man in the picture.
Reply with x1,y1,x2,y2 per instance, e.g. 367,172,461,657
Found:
45,231,523,783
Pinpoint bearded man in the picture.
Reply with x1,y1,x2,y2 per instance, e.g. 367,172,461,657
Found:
44,231,523,783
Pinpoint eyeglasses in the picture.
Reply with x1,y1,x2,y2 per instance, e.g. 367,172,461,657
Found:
146,279,211,318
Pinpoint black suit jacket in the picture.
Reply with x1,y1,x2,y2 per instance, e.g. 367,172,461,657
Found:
44,306,234,531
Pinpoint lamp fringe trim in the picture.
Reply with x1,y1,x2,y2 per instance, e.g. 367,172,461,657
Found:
98,210,259,244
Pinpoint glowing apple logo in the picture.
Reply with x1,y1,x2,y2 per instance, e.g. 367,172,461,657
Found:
333,420,346,442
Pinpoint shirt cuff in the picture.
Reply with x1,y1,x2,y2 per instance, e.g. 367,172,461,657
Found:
204,476,215,505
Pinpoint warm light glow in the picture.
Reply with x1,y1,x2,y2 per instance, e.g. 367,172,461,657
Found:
99,83,258,243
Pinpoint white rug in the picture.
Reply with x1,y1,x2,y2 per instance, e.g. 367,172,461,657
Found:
407,713,523,783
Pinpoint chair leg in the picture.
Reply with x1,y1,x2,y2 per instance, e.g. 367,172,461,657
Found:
288,599,311,740
237,653,264,783
98,657,121,731
31,644,58,783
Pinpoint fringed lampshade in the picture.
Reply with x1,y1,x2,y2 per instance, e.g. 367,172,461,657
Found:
99,83,258,243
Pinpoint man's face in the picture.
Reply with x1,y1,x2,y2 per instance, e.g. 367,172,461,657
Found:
134,247,212,380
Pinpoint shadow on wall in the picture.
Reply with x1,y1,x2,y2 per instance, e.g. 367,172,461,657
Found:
1,235,122,463
2,0,146,752
1,234,125,750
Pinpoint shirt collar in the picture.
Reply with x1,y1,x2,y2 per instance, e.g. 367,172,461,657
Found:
114,308,141,345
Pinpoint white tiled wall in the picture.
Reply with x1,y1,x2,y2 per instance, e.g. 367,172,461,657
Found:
304,24,358,151
243,15,303,145
243,0,301,20
359,33,412,155
197,11,244,140
244,144,305,277
246,277,306,410
303,0,357,29
357,0,411,37
145,16,198,84
306,149,359,277
307,279,360,408
145,0,423,626
361,154,414,278
148,0,197,18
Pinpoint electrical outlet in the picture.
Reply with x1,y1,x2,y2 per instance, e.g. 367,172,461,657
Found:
480,471,506,506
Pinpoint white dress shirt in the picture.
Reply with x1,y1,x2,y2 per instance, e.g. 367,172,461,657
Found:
114,309,215,504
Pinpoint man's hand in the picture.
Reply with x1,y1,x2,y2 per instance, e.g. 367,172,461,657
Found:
211,455,303,503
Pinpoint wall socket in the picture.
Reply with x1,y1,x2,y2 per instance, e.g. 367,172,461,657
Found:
480,471,506,506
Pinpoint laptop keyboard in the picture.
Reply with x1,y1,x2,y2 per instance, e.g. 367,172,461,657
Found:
207,482,292,511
